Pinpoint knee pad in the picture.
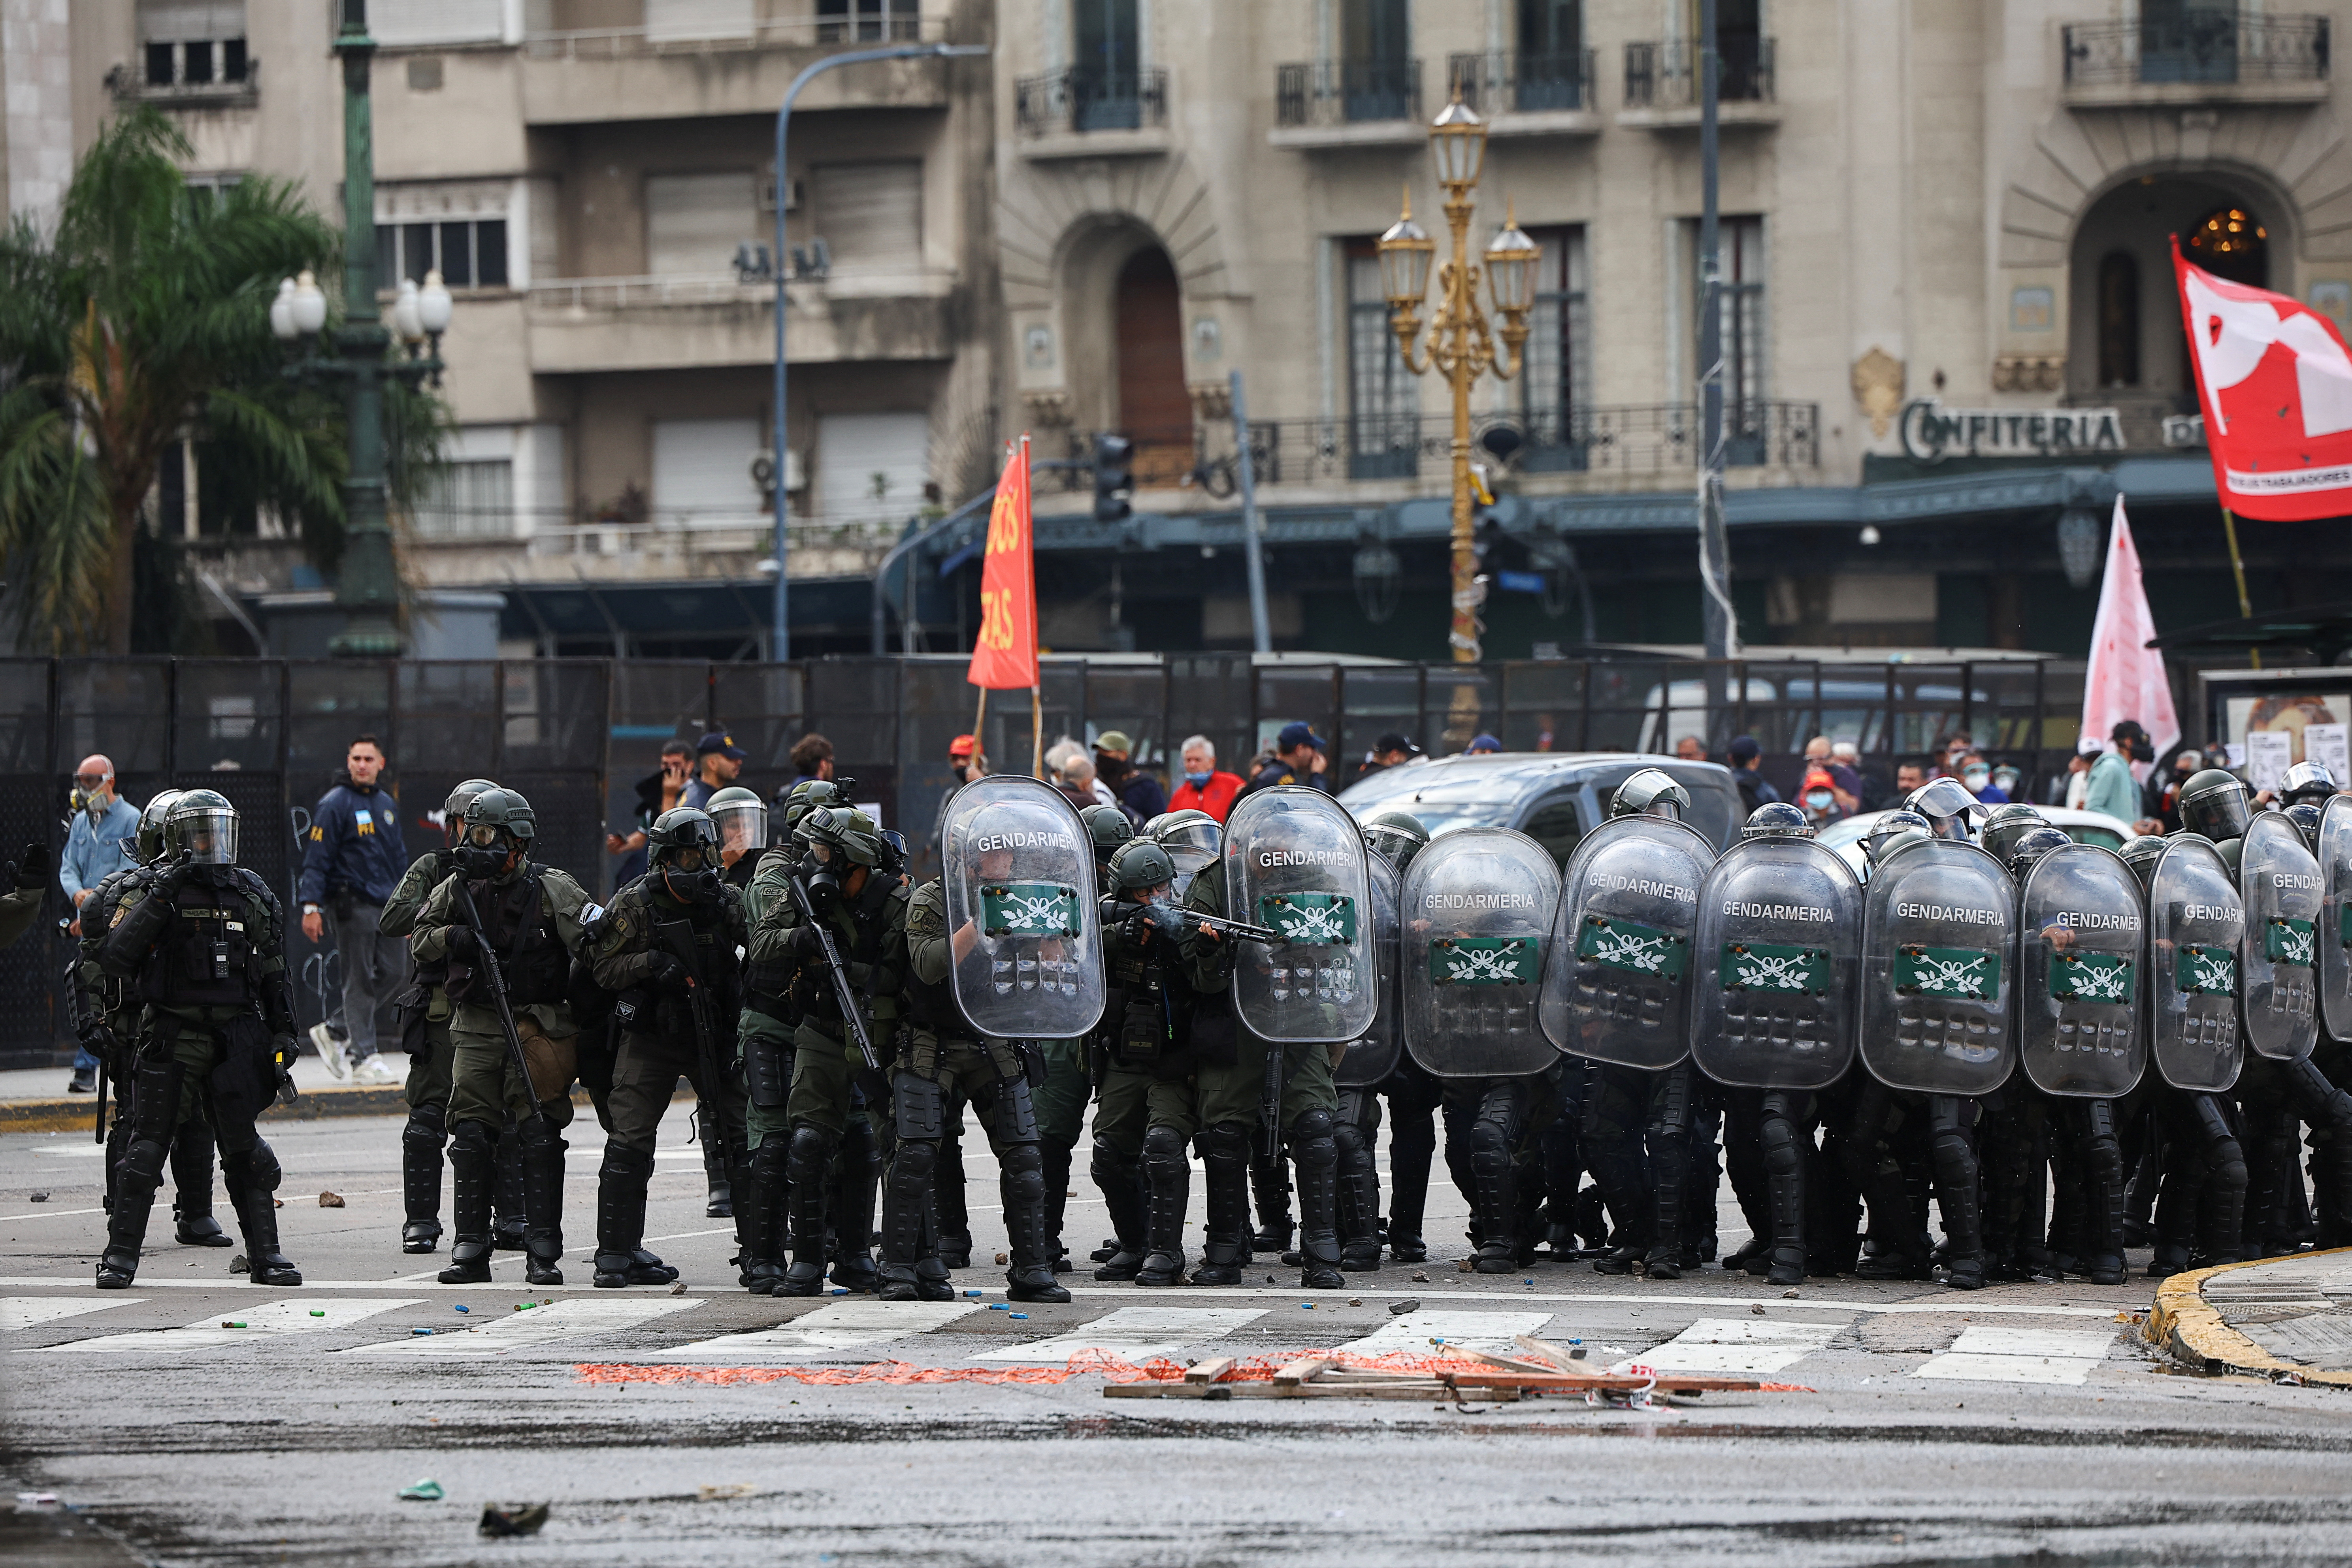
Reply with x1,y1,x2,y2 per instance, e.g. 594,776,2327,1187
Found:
890,1138,939,1187
893,1072,945,1141
1758,1106,1804,1180
999,1140,1044,1198
1197,1122,1250,1167
1468,1115,1512,1179
450,1119,495,1159
1289,1106,1335,1145
787,1124,834,1183
2209,1136,2249,1193
600,1142,652,1183
1142,1123,1189,1166
243,1139,283,1193
516,1114,565,1157
1645,1071,1694,1138
121,1135,171,1187
1090,1134,1138,1184
1332,1119,1367,1159
403,1102,447,1150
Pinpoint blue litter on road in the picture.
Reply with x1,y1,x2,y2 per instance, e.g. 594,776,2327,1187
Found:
831,1288,849,1296
988,1303,1009,1311
411,1328,433,1337
1008,1313,1028,1320
454,1305,469,1314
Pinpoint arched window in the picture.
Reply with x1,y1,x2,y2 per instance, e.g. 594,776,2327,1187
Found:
2097,251,2140,388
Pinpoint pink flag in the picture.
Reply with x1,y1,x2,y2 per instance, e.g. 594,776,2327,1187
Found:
2081,496,2179,784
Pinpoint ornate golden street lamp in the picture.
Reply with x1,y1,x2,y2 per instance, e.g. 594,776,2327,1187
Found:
1378,92,1537,663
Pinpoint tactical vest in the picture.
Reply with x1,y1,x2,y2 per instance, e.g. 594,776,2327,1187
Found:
138,874,264,1009
899,890,964,1038
1107,924,1190,1067
450,871,569,1007
791,879,900,1027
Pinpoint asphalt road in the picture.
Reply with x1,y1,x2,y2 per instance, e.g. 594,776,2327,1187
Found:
4,1110,2349,1567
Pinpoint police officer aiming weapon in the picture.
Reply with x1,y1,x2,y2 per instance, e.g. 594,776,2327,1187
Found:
1099,895,1277,949
653,888,744,1178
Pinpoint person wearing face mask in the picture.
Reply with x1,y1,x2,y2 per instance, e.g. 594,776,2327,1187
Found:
1959,752,2008,804
1168,734,1244,824
1797,766,1846,825
409,788,594,1286
586,807,752,1289
60,753,142,1092
2086,720,2153,825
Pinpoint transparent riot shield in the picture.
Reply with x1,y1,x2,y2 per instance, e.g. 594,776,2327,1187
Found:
2240,811,2321,1063
1538,814,1716,1070
2148,835,2246,1092
1400,828,1562,1080
1334,852,1404,1088
2016,843,2147,1098
939,774,1105,1040
1858,839,2017,1096
1689,836,1862,1091
1223,786,1378,1044
2318,794,2352,1042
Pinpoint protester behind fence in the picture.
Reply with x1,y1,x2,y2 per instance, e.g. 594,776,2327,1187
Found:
1092,731,1167,821
2084,720,2150,825
1803,736,1862,816
1242,722,1332,797
59,753,139,1093
1355,731,1423,784
298,734,409,1086
684,731,747,810
788,733,835,789
607,738,691,887
1727,735,1780,814
1168,735,1244,822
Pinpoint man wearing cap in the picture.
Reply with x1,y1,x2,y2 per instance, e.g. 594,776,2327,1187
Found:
1093,731,1167,821
1463,733,1503,756
1355,732,1423,783
2086,720,2151,826
1243,723,1330,797
1728,735,1779,815
947,734,985,787
686,732,748,810
1170,735,1244,823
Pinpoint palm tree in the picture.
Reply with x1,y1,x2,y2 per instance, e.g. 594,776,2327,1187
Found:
0,109,343,653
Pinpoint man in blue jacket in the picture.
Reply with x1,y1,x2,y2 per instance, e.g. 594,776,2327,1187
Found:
59,754,141,1093
299,735,410,1085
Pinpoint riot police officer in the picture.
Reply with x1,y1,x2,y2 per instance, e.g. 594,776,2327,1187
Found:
698,785,769,1220
411,788,594,1287
589,807,750,1288
95,791,300,1288
1359,810,1459,1263
1094,837,1208,1282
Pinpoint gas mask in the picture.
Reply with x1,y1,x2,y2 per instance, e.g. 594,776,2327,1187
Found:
456,824,513,880
659,843,721,904
799,846,844,914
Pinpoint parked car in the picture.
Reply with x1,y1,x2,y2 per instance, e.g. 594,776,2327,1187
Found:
1336,752,1744,865
1815,805,2135,876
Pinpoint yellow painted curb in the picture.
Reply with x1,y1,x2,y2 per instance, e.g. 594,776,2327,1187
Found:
2143,1247,2352,1387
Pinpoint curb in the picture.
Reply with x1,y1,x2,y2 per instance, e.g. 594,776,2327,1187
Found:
0,1084,619,1137
2143,1247,2352,1387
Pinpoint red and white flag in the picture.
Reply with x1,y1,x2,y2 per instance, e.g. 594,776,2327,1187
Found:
966,435,1039,691
2082,495,2179,781
2174,240,2352,521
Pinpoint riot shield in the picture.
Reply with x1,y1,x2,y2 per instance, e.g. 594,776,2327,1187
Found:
2239,811,2321,1063
1223,786,1378,1044
939,774,1105,1040
2318,793,2352,1042
1401,828,1562,1079
1858,839,2017,1095
2016,843,2147,1098
1334,853,1404,1087
1689,836,1862,1091
2148,835,2245,1092
1538,814,1716,1070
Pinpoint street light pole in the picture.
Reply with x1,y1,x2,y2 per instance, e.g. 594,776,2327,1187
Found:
330,1,400,657
1696,0,1736,664
769,39,988,662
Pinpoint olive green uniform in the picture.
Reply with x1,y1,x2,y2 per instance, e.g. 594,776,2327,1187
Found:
1092,907,1213,1278
0,880,41,948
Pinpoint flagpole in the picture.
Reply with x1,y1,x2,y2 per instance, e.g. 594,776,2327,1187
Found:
2222,506,2260,670
1031,684,1043,781
972,686,988,766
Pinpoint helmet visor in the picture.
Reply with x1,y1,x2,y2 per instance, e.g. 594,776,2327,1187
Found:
177,809,239,865
1154,818,1220,873
711,801,767,859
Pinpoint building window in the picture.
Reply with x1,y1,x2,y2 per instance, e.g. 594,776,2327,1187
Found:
1518,226,1589,467
808,162,922,274
1515,0,1584,111
411,459,514,541
1694,216,1766,451
1340,0,1414,121
183,173,243,217
375,218,509,289
1346,240,1419,479
1071,0,1142,130
2097,251,2140,388
139,1,248,87
815,0,920,43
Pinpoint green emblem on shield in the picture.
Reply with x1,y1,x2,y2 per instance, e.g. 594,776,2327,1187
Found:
1894,944,1999,1001
1430,935,1541,986
2049,950,2134,1003
2178,944,2237,997
1577,914,1688,981
1720,942,1829,995
2265,916,2315,967
980,882,1080,938
1257,891,1356,945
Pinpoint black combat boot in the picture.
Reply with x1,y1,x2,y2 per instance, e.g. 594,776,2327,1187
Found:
778,1125,835,1297
592,1144,677,1287
98,1125,171,1289
225,1140,301,1287
492,1123,528,1251
740,1139,791,1293
702,1132,733,1219
1333,1115,1383,1273
437,1120,497,1284
1291,1113,1346,1291
1138,1124,1195,1285
1001,1143,1072,1303
830,1120,880,1292
1249,1145,1294,1256
912,1200,957,1301
518,1112,567,1287
399,1103,447,1254
170,1124,230,1246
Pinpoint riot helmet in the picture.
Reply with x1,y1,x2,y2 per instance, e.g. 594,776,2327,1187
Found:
1864,825,1933,868
1979,803,2050,866
776,777,853,841
2178,769,2251,845
134,788,183,866
1861,809,1931,864
165,789,239,866
876,829,909,877
442,778,498,849
1080,802,1135,867
1152,808,1222,873
1358,808,1429,872
2286,799,2326,848
2119,833,2168,890
1739,801,1813,840
2005,824,2071,880
647,806,722,902
1611,768,1690,822
1906,776,1987,841
2280,760,2339,807
458,787,535,878
704,786,767,869
1106,838,1176,899
797,805,881,915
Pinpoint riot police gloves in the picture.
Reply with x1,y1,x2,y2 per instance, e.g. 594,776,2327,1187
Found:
10,838,47,889
443,926,481,961
645,952,688,992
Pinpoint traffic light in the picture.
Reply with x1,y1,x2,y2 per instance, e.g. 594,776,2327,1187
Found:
1092,434,1134,523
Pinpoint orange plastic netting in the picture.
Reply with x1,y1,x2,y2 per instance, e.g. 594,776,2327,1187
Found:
576,1349,1507,1388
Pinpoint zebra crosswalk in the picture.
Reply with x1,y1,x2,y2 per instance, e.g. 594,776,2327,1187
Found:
24,1298,417,1353
345,1298,705,1357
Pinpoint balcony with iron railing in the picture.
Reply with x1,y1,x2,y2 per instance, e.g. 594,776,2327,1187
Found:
518,11,961,123
1015,64,1171,155
1445,48,1600,129
1621,37,1777,125
2062,14,2329,106
107,49,258,110
1272,58,1426,146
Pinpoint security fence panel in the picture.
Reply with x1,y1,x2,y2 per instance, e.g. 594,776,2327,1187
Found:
1585,660,1673,752
900,659,982,878
1257,662,1340,764
55,659,170,778
1339,665,1421,783
288,662,394,791
1421,666,1495,758
1498,661,1587,753
606,658,715,874
175,659,283,775
1084,664,1173,773
1165,653,1251,787
709,661,805,782
807,658,902,836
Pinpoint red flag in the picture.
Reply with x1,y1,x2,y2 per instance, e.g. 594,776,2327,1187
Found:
2081,495,2179,784
967,435,1038,690
2174,240,2352,521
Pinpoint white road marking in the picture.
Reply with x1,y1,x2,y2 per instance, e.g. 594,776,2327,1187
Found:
971,1305,1268,1363
345,1297,703,1356
0,1206,108,1222
648,1299,985,1361
1913,1325,2117,1385
0,1297,140,1330
1614,1317,1843,1375
26,1298,418,1353
30,1146,109,1158
1334,1310,1555,1357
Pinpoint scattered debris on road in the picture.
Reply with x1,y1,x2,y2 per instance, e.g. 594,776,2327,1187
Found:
478,1502,548,1537
396,1480,443,1502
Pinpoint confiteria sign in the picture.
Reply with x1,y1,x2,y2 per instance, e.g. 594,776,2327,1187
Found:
1898,398,2126,462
